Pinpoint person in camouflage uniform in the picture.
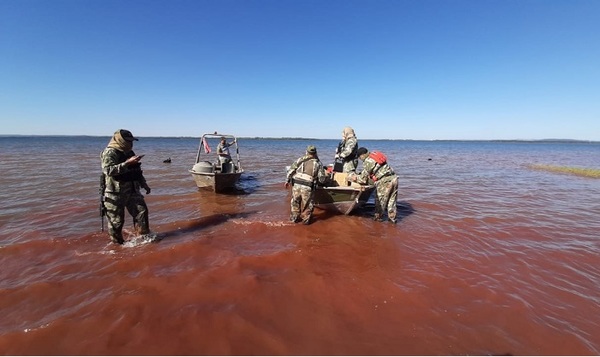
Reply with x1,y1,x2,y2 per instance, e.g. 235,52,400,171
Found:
285,145,327,225
100,129,151,244
350,147,398,223
335,126,359,173
217,136,236,166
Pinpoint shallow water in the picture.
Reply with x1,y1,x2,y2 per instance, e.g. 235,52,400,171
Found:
0,136,599,355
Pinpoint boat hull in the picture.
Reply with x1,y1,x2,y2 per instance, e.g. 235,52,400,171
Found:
313,184,375,215
189,170,244,192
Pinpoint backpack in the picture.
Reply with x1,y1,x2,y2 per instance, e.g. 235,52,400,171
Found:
369,151,387,165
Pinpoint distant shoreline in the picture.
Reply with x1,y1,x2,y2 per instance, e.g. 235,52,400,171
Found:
0,134,598,143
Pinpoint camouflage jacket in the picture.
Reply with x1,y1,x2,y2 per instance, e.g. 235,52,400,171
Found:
100,147,147,194
356,156,396,184
286,155,327,187
337,137,358,161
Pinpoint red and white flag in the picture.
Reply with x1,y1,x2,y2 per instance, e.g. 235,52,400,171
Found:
202,137,211,153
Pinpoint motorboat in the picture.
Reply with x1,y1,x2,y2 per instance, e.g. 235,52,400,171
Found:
286,164,375,215
189,133,244,192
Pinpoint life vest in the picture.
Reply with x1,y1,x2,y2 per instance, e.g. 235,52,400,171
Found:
347,144,358,160
368,151,390,182
292,158,319,188
337,140,358,161
369,151,387,165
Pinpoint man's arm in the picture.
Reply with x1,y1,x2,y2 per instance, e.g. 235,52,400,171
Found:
354,158,374,184
316,162,328,184
102,149,127,176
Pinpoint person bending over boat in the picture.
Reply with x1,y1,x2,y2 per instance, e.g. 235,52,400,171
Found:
217,136,236,166
285,145,327,225
100,129,151,244
334,126,359,173
349,147,398,224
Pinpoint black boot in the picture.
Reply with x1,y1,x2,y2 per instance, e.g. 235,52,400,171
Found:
110,234,124,244
110,237,125,244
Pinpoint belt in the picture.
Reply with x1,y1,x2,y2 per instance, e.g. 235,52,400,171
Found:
375,172,395,182
292,178,314,188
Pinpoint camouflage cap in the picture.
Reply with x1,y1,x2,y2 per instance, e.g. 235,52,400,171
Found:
120,129,138,141
306,145,317,154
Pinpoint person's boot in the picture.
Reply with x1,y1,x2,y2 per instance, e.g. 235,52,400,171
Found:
302,213,312,225
110,234,124,244
134,217,150,236
135,224,150,236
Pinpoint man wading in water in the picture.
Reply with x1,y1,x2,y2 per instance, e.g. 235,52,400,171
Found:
285,145,327,225
100,129,151,244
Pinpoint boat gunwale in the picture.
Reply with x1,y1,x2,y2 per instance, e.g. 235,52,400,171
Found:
188,169,245,177
316,184,375,192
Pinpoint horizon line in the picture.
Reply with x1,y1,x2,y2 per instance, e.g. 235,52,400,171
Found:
0,134,598,143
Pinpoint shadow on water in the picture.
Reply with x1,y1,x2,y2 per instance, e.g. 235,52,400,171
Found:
313,201,415,224
233,174,260,194
352,200,415,223
195,174,260,195
156,211,259,241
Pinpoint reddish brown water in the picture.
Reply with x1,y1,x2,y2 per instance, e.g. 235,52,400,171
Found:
1,137,599,355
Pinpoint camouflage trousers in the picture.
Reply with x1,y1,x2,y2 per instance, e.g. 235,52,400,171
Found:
104,191,149,243
290,184,315,224
374,175,398,222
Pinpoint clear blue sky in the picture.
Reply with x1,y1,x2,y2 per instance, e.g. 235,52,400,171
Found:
1,0,599,140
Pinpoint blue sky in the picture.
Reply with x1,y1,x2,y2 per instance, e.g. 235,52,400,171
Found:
1,0,599,140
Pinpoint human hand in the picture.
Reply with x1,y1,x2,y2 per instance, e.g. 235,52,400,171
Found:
284,182,290,189
125,155,144,165
142,183,151,194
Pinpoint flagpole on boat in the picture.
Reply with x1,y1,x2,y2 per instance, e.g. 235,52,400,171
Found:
195,136,203,164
